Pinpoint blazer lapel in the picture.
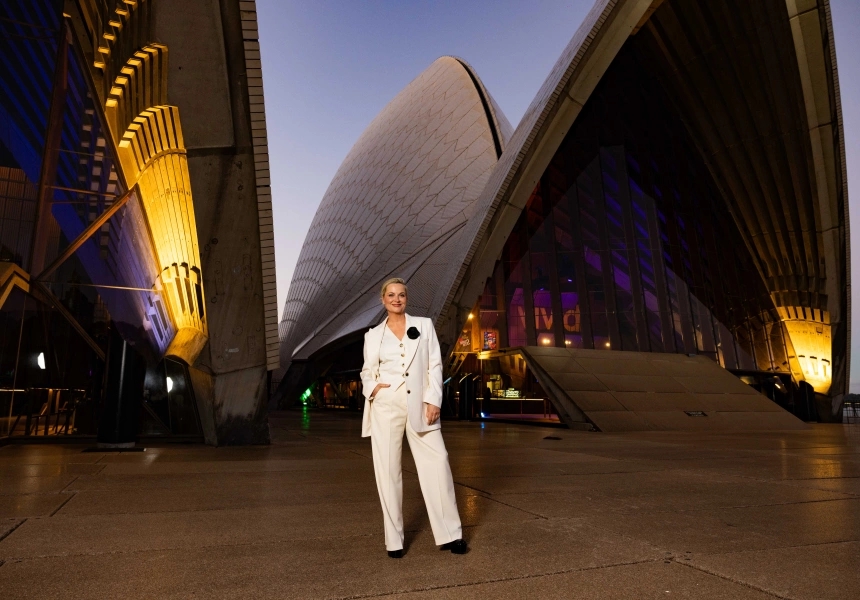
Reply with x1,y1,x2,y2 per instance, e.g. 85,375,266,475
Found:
403,313,421,368
368,319,387,377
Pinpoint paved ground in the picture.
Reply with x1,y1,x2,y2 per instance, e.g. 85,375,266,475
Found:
1,410,858,599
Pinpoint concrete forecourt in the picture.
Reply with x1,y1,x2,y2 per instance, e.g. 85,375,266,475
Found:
0,411,858,599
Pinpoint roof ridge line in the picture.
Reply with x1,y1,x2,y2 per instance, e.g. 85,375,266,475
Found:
447,56,503,159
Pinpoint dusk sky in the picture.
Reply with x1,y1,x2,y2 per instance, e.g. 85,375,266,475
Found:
256,0,860,390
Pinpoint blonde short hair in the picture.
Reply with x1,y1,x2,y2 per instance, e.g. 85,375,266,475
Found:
380,277,408,298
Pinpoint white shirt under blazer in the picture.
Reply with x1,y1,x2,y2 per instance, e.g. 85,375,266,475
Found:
360,313,443,438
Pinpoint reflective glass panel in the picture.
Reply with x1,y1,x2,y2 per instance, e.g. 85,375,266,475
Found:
471,37,790,375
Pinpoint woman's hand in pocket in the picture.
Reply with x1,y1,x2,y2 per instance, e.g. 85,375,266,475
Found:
371,383,390,399
424,403,440,425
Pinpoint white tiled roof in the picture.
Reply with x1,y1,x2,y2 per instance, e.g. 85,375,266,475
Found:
279,56,509,366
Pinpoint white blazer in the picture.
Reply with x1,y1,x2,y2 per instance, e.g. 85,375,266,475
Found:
360,313,443,438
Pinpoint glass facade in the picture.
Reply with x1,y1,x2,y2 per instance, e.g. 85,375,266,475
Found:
474,42,792,373
0,2,200,440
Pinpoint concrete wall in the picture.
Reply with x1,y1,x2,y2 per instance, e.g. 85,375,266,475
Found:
153,0,272,444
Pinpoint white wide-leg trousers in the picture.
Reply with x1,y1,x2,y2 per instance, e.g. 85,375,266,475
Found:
370,384,462,551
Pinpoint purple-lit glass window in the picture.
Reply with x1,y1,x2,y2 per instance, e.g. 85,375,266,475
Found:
560,292,582,348
507,287,526,347
553,204,575,252
530,252,551,296
533,289,554,337
467,38,792,378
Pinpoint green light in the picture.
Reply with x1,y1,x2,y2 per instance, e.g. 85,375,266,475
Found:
301,387,312,405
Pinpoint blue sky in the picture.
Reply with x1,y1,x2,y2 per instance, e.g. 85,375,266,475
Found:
257,0,860,390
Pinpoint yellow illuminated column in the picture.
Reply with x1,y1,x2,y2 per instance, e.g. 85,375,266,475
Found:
117,106,208,364
104,44,168,141
778,307,832,394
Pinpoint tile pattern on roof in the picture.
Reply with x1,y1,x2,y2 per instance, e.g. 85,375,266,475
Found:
279,57,507,365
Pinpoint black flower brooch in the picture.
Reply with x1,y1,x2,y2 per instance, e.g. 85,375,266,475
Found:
407,327,420,340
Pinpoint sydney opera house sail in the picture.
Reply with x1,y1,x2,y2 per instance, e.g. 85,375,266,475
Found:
278,57,512,372
278,0,849,431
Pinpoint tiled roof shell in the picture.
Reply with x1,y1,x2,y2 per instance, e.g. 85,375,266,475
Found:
279,56,511,364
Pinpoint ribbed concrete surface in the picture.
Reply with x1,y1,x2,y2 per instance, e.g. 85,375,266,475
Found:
0,412,857,599
521,347,807,432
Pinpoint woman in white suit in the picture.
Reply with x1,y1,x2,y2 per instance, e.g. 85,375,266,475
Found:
360,277,467,558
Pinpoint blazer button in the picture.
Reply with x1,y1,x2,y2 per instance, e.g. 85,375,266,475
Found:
405,372,409,376
407,390,411,394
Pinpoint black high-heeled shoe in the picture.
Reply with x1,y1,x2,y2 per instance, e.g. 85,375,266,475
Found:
388,549,403,559
440,539,468,554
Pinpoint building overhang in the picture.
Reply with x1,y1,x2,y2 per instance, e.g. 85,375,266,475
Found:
444,0,849,400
